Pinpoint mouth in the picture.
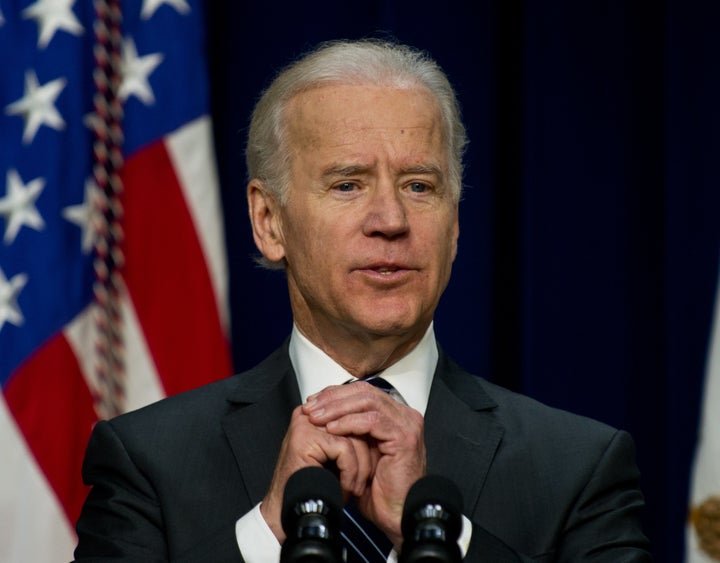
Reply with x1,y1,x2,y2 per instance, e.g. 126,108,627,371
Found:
355,263,415,282
374,265,402,275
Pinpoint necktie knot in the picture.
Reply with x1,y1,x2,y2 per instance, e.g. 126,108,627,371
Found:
347,376,406,405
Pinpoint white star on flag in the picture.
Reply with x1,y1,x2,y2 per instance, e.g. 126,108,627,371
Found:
0,267,29,333
5,70,67,145
118,37,164,105
62,178,100,254
22,0,84,49
141,0,191,20
0,169,46,244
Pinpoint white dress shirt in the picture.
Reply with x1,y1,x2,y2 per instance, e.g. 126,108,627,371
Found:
235,323,469,561
291,322,437,415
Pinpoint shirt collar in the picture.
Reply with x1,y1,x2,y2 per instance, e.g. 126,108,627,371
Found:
289,323,438,416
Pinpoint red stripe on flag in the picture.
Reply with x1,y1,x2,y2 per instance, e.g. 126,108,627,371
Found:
121,140,232,397
4,333,96,526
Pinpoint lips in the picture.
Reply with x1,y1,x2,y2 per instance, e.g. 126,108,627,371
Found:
354,262,416,281
374,265,401,275
361,261,411,272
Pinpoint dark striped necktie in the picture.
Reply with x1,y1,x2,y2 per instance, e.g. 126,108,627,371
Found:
350,375,407,405
341,376,402,562
342,497,393,562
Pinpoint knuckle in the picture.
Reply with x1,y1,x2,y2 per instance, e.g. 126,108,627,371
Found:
365,411,382,426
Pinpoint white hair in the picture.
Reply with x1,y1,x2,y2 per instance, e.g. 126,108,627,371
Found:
246,39,468,206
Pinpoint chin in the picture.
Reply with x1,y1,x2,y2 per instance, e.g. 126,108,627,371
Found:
357,313,424,338
345,297,429,337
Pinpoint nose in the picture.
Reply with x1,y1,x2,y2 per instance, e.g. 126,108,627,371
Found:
361,182,409,239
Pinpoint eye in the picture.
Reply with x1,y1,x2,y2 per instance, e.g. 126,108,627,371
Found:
408,182,430,194
334,182,358,193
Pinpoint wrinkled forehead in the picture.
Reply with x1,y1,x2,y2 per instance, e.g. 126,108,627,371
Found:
283,83,445,152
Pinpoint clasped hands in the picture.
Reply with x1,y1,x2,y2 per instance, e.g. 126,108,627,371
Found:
260,381,426,548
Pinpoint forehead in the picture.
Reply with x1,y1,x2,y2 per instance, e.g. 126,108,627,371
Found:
284,83,445,157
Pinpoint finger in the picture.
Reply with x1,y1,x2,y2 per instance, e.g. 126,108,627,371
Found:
323,432,384,498
340,436,373,497
261,407,319,541
304,381,398,424
325,403,424,446
282,409,375,496
263,407,371,538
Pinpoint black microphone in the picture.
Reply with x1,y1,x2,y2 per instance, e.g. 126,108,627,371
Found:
280,466,344,563
399,475,463,562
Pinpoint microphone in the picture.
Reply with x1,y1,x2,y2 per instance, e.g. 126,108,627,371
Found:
280,466,344,563
399,475,463,562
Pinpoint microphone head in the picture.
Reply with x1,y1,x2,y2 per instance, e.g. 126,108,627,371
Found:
401,474,463,543
281,466,343,536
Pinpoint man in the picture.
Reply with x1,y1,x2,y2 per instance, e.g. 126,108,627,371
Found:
74,40,651,561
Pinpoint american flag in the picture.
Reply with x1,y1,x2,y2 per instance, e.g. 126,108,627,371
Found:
0,1,232,561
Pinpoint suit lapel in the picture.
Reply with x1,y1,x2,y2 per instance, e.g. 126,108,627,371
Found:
221,344,302,505
425,352,505,516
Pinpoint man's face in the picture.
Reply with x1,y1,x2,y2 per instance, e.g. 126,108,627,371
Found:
269,83,459,347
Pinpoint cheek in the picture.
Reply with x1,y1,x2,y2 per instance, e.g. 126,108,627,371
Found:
285,218,342,281
443,213,460,263
449,231,459,263
281,205,321,257
305,213,354,257
426,217,457,259
427,224,459,289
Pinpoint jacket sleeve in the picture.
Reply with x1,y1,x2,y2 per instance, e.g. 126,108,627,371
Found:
553,429,652,562
73,420,243,562
464,430,651,562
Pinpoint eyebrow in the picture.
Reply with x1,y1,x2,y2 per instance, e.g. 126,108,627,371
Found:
400,164,443,177
321,164,373,179
321,163,443,179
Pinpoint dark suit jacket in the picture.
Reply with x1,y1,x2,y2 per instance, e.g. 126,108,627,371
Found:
74,343,651,562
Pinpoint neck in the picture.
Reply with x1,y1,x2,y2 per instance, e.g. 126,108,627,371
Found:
293,319,429,378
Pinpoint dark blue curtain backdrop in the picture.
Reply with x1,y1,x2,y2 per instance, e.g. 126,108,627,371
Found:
206,3,720,561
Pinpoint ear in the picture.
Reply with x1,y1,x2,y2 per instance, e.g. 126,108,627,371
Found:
247,179,286,263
